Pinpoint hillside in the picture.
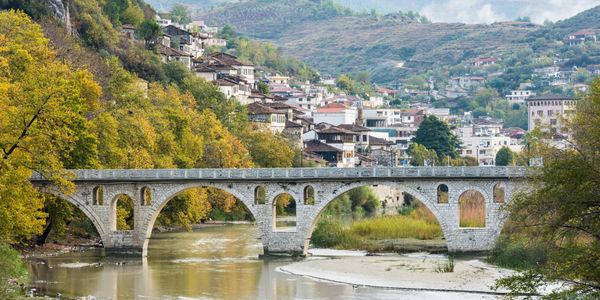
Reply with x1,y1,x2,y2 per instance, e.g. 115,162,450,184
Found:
197,1,600,83
197,0,538,82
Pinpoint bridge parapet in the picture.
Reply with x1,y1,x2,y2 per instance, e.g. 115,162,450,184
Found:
31,166,530,183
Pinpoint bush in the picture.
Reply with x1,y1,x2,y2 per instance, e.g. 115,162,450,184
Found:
0,243,27,299
488,235,547,270
311,218,361,248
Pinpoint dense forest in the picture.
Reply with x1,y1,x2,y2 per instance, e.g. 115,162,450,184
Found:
0,1,299,291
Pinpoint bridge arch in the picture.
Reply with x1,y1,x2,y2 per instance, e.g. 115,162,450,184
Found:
110,194,136,231
37,188,109,240
303,181,451,253
139,183,259,254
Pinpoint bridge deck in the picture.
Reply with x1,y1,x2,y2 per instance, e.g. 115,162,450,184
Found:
31,167,529,183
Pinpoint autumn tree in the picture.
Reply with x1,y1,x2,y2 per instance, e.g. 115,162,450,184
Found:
407,143,438,166
0,11,101,243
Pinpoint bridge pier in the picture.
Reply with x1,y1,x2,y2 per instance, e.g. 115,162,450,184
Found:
102,231,147,257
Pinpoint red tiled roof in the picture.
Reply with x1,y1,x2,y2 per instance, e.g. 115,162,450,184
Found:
316,102,350,113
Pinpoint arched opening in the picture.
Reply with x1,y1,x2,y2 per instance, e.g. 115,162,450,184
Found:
36,192,102,248
308,184,447,253
304,186,315,205
437,184,449,203
458,190,486,228
112,195,135,231
254,185,266,205
273,193,296,231
493,184,505,203
145,186,260,257
93,186,104,206
141,187,152,206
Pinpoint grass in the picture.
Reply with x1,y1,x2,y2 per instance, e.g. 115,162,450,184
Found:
459,191,486,228
311,205,444,251
350,215,442,240
435,256,455,273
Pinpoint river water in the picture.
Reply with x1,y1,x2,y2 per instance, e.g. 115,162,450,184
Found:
27,224,501,299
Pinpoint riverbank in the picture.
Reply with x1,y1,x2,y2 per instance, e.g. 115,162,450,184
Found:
279,250,515,295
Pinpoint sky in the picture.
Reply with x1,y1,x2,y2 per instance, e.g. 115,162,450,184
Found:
337,0,600,24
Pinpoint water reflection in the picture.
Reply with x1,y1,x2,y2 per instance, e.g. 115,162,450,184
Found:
27,224,501,299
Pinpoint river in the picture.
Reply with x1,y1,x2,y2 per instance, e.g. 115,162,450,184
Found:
27,224,503,299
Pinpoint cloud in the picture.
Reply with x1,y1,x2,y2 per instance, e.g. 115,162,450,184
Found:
418,0,599,24
420,0,507,24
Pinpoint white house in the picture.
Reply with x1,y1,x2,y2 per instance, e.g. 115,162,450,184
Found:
506,90,535,104
313,103,357,126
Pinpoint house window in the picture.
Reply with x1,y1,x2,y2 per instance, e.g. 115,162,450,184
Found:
466,150,472,155
537,110,543,117
362,135,367,142
550,119,558,126
547,110,553,116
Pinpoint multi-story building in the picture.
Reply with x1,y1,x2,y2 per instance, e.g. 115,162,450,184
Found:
455,117,523,166
526,94,576,133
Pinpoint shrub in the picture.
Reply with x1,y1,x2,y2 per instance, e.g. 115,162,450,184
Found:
0,243,27,299
488,235,547,270
311,218,361,248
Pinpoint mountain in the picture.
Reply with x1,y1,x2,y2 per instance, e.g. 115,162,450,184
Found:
145,0,599,24
194,1,600,83
196,0,538,82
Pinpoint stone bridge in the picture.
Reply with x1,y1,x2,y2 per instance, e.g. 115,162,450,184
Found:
31,167,529,256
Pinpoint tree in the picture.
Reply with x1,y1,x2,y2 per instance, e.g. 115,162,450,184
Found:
0,10,101,243
412,116,460,158
495,78,600,297
136,19,161,46
170,4,191,25
241,128,295,168
407,143,438,166
495,147,514,166
473,88,499,108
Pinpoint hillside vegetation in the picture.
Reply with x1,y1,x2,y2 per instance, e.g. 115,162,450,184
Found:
197,0,539,82
198,1,600,83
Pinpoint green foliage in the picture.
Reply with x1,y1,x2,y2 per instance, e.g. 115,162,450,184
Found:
412,116,460,158
335,73,375,97
136,19,161,45
407,143,438,166
495,146,514,166
494,79,600,297
311,205,443,250
310,218,362,248
220,28,320,82
74,0,120,49
170,4,191,25
0,243,27,299
488,235,546,270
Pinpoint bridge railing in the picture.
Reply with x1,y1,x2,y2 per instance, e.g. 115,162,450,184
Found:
30,167,530,182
